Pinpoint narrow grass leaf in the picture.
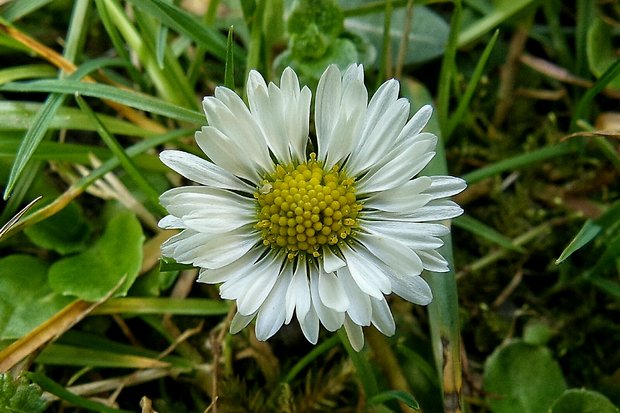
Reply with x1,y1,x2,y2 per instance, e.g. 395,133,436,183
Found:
557,200,620,263
91,297,230,315
437,0,461,133
403,78,463,411
281,335,340,383
461,141,575,184
0,101,154,136
572,57,620,131
368,390,420,409
75,95,165,214
338,330,379,397
26,372,134,413
1,0,53,22
3,92,66,199
126,0,242,63
0,139,165,171
1,129,189,240
458,0,537,46
455,215,525,253
446,29,499,140
0,64,56,83
0,79,205,123
224,26,235,90
37,344,169,368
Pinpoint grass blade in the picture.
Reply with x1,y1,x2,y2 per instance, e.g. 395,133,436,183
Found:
3,92,67,199
1,79,205,123
454,215,525,253
26,372,134,413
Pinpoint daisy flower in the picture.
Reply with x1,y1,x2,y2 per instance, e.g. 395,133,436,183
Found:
159,64,465,351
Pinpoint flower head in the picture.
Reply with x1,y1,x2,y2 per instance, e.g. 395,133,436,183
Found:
159,64,466,351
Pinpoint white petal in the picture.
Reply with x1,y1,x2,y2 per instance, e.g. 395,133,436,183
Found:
364,176,433,213
425,176,467,200
206,88,273,173
160,186,255,234
338,266,371,326
357,135,437,194
315,64,342,163
398,200,464,222
255,268,291,340
280,67,311,162
355,232,424,276
159,150,254,193
230,312,255,334
340,243,391,299
285,260,311,324
227,252,282,315
370,296,396,336
310,266,344,331
390,273,433,305
324,81,367,169
190,227,258,269
318,272,349,312
322,247,346,273
344,316,365,351
247,71,290,163
418,249,450,273
197,247,262,284
362,221,445,250
158,215,185,229
299,308,319,344
195,126,261,183
396,104,433,143
348,95,410,174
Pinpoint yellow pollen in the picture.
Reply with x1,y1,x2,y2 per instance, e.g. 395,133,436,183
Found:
255,154,361,259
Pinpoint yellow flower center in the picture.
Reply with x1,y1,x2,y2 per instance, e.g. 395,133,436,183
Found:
255,154,361,260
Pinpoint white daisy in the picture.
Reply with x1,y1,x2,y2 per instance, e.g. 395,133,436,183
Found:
159,64,466,351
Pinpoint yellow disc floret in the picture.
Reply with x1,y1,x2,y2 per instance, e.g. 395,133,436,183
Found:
255,153,361,259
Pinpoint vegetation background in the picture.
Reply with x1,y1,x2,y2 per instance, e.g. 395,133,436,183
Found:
0,0,618,412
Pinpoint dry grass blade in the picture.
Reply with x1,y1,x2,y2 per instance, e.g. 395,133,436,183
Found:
0,277,127,372
0,21,167,132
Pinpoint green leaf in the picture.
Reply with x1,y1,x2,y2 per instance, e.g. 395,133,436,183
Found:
0,80,205,124
0,64,57,83
37,344,169,368
91,297,230,316
0,101,155,136
224,26,235,90
587,17,620,90
125,0,241,63
24,200,92,255
342,4,449,65
26,372,133,413
454,215,525,253
0,255,73,340
557,200,620,263
3,91,67,200
550,389,620,413
48,211,144,301
369,390,420,409
458,0,538,46
0,373,46,413
484,340,567,413
1,0,53,21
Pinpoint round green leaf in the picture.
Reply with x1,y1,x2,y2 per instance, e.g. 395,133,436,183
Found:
550,389,619,413
0,255,73,340
342,4,449,66
483,340,567,413
24,200,92,255
48,211,144,301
